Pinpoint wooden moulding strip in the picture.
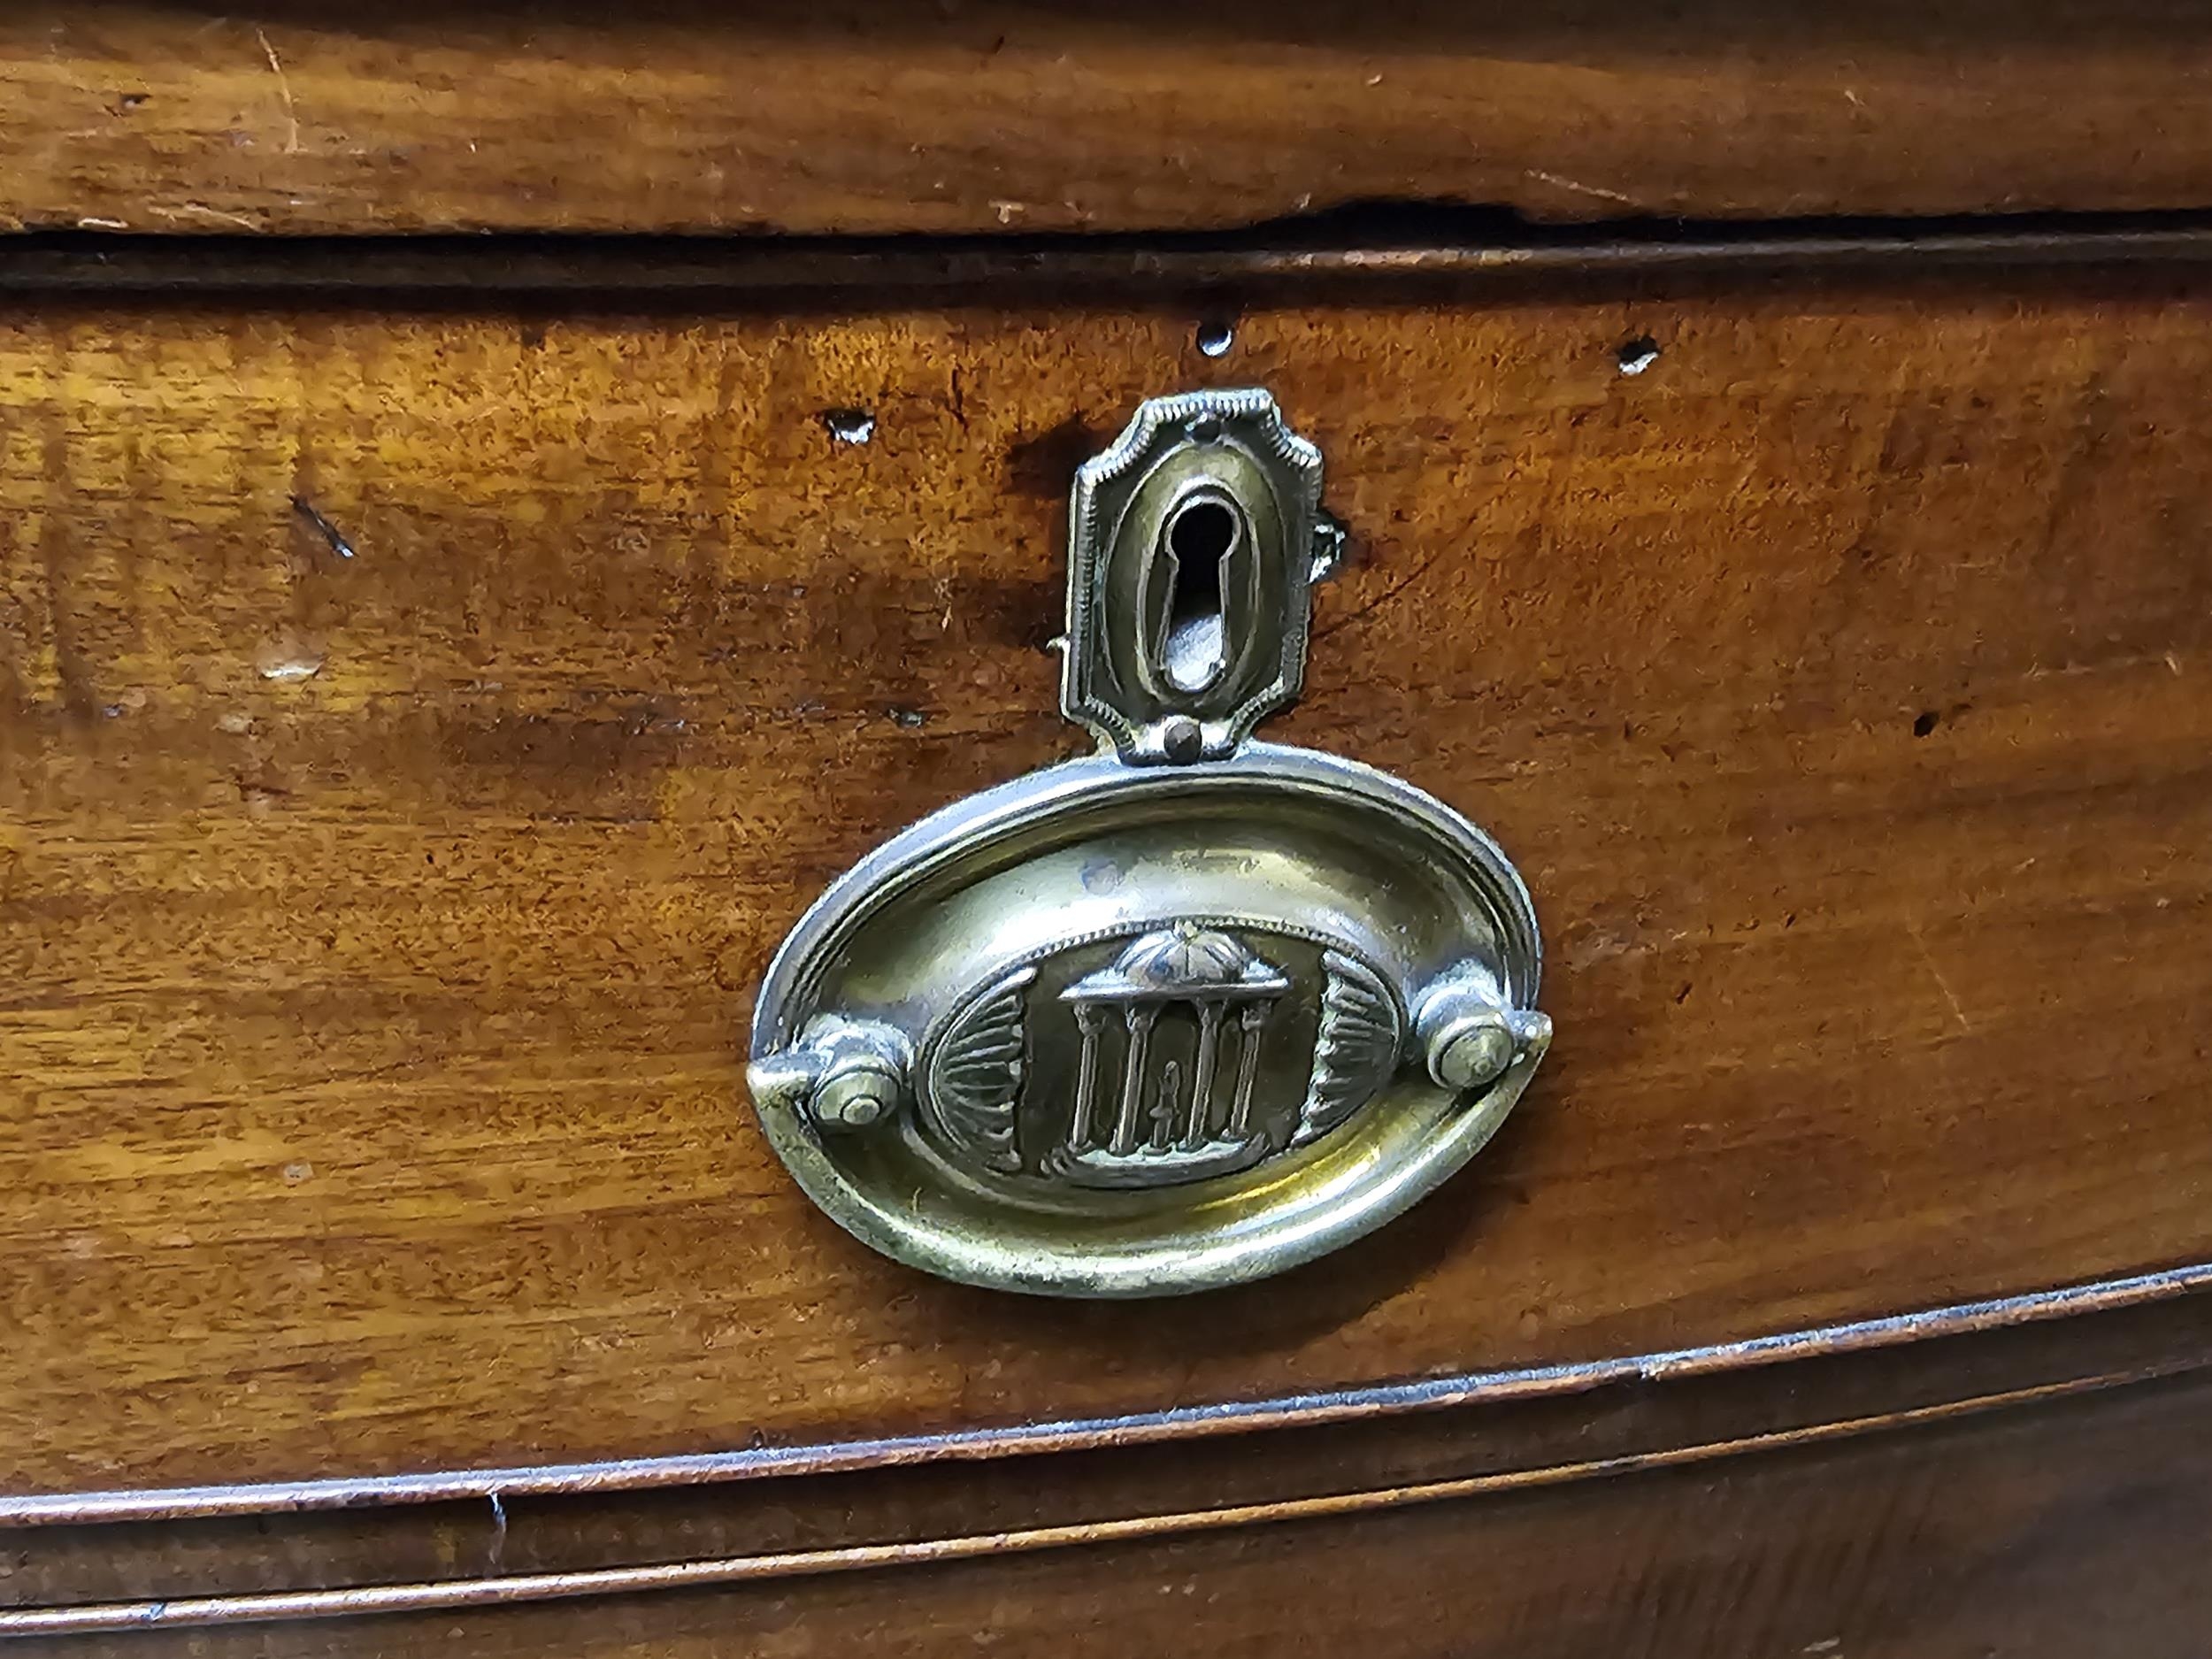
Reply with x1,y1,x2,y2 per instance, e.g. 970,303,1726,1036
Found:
4,219,2212,300
1,1364,2200,1637
5,1261,2209,1530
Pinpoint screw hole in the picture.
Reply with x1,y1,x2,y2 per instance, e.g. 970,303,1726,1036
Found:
1617,336,1661,376
1195,319,1236,359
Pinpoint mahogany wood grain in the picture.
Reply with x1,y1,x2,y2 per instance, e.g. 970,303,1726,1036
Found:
11,4,2212,236
19,1367,2212,1655
4,257,2212,1497
8,1275,2208,1616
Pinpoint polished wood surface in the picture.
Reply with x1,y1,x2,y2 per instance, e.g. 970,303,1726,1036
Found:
8,1275,2207,1619
10,4,2212,236
16,1357,2212,1652
302,1375,2212,1658
4,252,2211,1497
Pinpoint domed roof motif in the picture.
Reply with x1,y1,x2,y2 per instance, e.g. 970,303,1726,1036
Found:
1065,923,1290,1003
1120,925,1261,988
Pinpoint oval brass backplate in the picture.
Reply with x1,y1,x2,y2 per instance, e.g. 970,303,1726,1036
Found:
749,390,1549,1297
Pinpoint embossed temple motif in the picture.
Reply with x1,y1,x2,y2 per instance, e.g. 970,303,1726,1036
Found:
922,920,1409,1192
1046,926,1289,1187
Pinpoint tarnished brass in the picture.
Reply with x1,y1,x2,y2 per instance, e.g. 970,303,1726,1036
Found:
749,390,1549,1297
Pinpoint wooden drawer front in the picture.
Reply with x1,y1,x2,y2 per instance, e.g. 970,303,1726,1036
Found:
12,4,2212,234
10,1296,2212,1647
4,253,2212,1503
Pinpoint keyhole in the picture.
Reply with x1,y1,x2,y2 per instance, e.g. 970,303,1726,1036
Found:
1161,495,1239,693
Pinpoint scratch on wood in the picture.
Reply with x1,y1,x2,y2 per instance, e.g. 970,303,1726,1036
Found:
1907,922,1971,1033
149,202,261,230
1314,541,1453,641
256,27,301,156
290,495,356,559
1525,169,1637,205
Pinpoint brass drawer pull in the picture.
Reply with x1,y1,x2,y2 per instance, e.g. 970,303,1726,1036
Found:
749,390,1549,1296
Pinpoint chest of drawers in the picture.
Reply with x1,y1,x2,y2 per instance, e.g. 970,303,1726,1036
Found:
4,5,2212,1653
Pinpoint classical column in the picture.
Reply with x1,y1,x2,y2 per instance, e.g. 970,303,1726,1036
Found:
1182,999,1226,1149
1112,1003,1161,1154
1066,1000,1111,1154
1227,998,1274,1135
